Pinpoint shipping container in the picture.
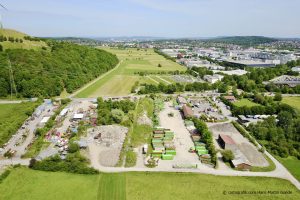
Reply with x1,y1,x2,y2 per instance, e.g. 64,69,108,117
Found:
162,154,174,160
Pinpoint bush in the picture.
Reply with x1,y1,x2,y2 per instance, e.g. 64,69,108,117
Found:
111,109,124,123
221,150,234,162
0,169,11,183
125,150,137,167
30,153,99,174
68,142,80,153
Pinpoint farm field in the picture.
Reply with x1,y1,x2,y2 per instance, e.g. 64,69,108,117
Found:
276,156,300,182
282,97,300,113
1,168,300,200
233,98,259,107
76,48,185,97
0,102,38,146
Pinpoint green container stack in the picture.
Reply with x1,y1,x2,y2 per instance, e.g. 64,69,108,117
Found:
151,128,176,160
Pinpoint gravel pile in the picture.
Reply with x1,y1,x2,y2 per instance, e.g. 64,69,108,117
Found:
137,112,153,126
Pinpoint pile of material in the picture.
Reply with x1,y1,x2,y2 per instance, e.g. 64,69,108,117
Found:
151,127,176,160
91,125,128,148
137,112,153,126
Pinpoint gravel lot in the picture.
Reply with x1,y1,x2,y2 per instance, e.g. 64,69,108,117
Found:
208,122,268,167
157,102,206,169
87,125,128,167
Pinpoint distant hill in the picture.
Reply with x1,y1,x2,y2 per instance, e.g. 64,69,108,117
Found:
207,36,278,46
0,29,47,50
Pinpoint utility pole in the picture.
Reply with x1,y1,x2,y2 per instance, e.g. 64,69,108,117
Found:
8,58,17,99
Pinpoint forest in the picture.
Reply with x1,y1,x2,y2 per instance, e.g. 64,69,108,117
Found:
247,113,300,159
0,41,118,98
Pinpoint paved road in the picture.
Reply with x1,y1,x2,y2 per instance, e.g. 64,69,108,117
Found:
0,100,30,104
87,149,300,190
69,60,123,98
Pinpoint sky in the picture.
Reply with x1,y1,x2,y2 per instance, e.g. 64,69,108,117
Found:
1,0,300,38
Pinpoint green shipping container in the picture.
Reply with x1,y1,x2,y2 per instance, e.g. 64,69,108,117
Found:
152,139,163,143
165,150,176,155
152,150,163,154
194,142,206,146
162,154,174,160
195,146,206,150
197,150,209,156
152,154,162,158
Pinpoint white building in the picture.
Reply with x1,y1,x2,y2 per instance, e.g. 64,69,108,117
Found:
292,66,300,73
204,74,224,84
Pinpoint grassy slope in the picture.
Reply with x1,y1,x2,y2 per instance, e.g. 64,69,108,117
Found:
280,97,300,181
282,97,300,113
0,102,38,146
76,48,185,97
0,29,47,50
233,98,259,107
1,168,300,200
276,156,300,182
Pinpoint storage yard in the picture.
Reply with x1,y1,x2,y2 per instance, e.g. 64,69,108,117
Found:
208,122,268,168
155,102,205,169
87,125,128,167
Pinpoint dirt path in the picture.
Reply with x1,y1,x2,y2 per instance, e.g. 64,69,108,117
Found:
146,76,159,84
69,60,123,98
156,76,171,84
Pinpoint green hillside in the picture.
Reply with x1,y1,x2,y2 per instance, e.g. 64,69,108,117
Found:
0,29,119,98
0,29,47,50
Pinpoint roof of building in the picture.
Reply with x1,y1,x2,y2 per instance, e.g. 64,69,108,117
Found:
231,149,251,167
73,113,84,119
59,108,69,116
182,105,193,117
40,116,50,123
219,134,236,145
177,96,187,104
223,96,236,100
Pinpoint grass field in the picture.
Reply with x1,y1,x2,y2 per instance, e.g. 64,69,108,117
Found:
0,29,47,50
282,97,300,113
0,102,38,146
1,168,300,200
76,48,185,97
233,98,259,107
276,156,300,182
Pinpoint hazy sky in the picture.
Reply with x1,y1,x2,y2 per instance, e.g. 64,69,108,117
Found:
1,0,300,37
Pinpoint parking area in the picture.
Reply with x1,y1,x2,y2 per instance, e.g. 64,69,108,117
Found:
171,75,204,83
188,97,225,121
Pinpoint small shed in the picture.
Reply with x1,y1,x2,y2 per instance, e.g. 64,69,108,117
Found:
218,134,236,150
182,105,193,118
73,113,84,120
223,96,236,102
